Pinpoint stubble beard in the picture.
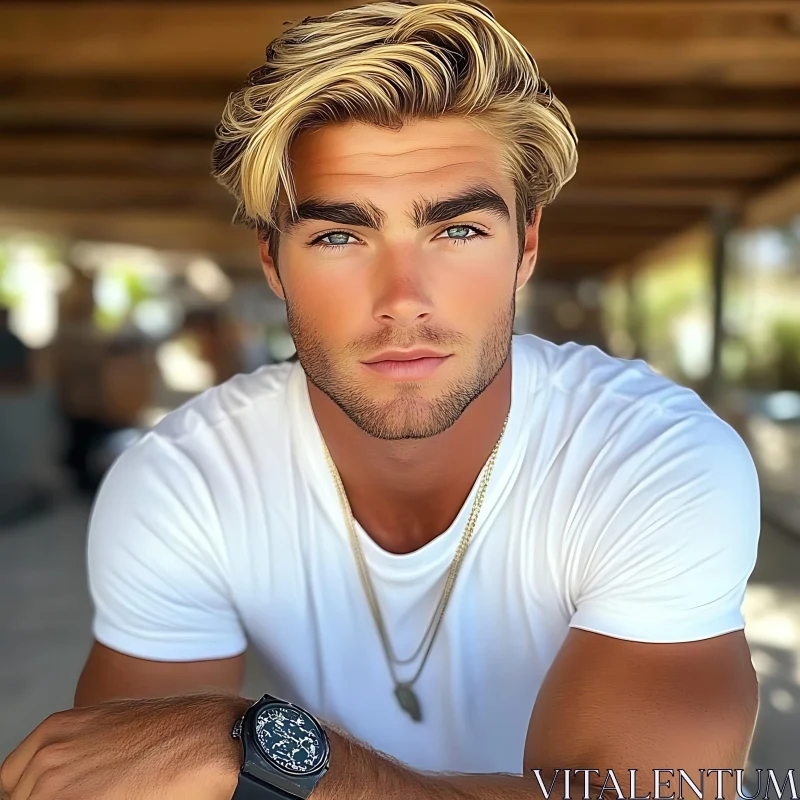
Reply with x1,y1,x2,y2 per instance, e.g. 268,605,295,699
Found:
286,293,516,440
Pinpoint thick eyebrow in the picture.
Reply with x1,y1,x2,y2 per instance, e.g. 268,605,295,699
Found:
410,185,511,228
282,197,385,235
280,184,510,235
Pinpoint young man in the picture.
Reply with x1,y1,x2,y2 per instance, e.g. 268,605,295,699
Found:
1,2,761,799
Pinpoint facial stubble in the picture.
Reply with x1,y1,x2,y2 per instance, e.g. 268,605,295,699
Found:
286,292,516,440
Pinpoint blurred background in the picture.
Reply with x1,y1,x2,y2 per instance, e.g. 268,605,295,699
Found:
1,0,799,781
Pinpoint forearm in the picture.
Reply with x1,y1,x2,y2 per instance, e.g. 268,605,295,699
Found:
315,726,544,800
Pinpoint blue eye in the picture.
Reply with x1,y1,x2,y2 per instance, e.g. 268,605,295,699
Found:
313,231,354,249
439,224,487,244
444,225,473,239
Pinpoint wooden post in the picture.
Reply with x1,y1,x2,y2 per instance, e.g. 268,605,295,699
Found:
708,207,737,398
625,271,646,361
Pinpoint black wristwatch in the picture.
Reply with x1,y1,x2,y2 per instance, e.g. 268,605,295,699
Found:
230,693,331,800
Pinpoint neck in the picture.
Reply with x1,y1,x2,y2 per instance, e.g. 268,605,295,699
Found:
309,357,512,555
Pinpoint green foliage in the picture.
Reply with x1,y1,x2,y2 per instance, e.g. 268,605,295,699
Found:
638,254,711,343
0,242,17,307
773,317,800,390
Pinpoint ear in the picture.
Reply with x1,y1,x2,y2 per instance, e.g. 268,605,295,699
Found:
258,236,285,301
516,207,541,292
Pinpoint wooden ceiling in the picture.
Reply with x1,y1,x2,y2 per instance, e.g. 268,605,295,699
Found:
1,1,799,279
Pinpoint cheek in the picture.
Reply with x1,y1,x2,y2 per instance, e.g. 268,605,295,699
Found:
437,281,510,340
289,269,366,341
429,248,516,318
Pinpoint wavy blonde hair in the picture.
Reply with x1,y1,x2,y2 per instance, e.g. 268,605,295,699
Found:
211,0,578,254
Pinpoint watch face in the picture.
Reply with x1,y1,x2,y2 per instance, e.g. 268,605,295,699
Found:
254,703,328,775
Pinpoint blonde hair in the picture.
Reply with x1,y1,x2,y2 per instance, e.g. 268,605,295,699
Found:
212,0,578,248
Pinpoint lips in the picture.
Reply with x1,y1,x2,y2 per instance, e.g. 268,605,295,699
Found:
360,351,452,380
362,349,449,364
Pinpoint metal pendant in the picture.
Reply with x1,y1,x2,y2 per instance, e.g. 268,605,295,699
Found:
394,683,423,722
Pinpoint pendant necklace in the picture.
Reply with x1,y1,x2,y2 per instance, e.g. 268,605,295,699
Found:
321,414,508,722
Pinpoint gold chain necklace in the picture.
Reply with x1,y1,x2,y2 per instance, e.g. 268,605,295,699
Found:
322,415,509,723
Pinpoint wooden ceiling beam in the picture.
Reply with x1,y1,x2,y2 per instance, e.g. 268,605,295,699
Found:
0,176,235,213
742,171,800,228
0,136,213,174
554,183,741,209
2,2,799,86
570,104,800,138
542,208,701,229
539,233,667,261
4,81,800,138
575,140,800,182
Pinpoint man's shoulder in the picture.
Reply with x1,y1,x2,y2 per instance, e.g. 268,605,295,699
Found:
514,333,712,422
528,335,755,476
513,333,751,480
96,360,301,504
150,359,297,446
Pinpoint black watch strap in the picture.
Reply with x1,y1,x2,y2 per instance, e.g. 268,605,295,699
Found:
233,772,292,800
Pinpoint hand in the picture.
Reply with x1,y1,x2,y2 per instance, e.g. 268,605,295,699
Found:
0,692,251,800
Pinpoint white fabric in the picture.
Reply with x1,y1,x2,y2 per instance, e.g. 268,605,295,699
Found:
87,334,760,774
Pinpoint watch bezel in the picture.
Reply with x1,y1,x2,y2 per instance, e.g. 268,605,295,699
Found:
250,699,330,777
236,693,331,799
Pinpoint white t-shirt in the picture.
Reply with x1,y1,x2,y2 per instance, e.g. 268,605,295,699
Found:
87,334,760,774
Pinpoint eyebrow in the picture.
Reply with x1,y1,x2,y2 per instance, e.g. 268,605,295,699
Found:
280,184,511,235
411,185,510,228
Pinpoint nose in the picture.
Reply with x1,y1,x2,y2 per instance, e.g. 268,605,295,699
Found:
371,249,434,328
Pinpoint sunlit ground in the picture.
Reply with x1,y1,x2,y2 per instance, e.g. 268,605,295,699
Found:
744,554,800,775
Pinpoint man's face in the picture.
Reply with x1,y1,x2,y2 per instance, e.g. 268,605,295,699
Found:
259,117,540,440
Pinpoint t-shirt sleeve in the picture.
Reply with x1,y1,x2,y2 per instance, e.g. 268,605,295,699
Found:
568,412,761,643
87,433,247,661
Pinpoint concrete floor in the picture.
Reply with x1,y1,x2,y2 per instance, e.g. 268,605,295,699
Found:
1,493,798,776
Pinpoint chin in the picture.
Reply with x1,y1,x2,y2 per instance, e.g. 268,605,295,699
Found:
356,405,456,440
336,382,476,441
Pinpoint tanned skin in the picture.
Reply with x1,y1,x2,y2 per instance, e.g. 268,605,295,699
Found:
1,117,757,800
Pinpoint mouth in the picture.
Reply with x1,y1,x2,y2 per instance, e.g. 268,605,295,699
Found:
360,349,453,380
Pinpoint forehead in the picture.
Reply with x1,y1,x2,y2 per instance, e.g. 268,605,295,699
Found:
286,118,514,206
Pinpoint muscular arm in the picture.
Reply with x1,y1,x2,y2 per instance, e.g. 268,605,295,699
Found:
313,628,758,800
0,628,757,800
74,642,245,707
74,433,248,708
